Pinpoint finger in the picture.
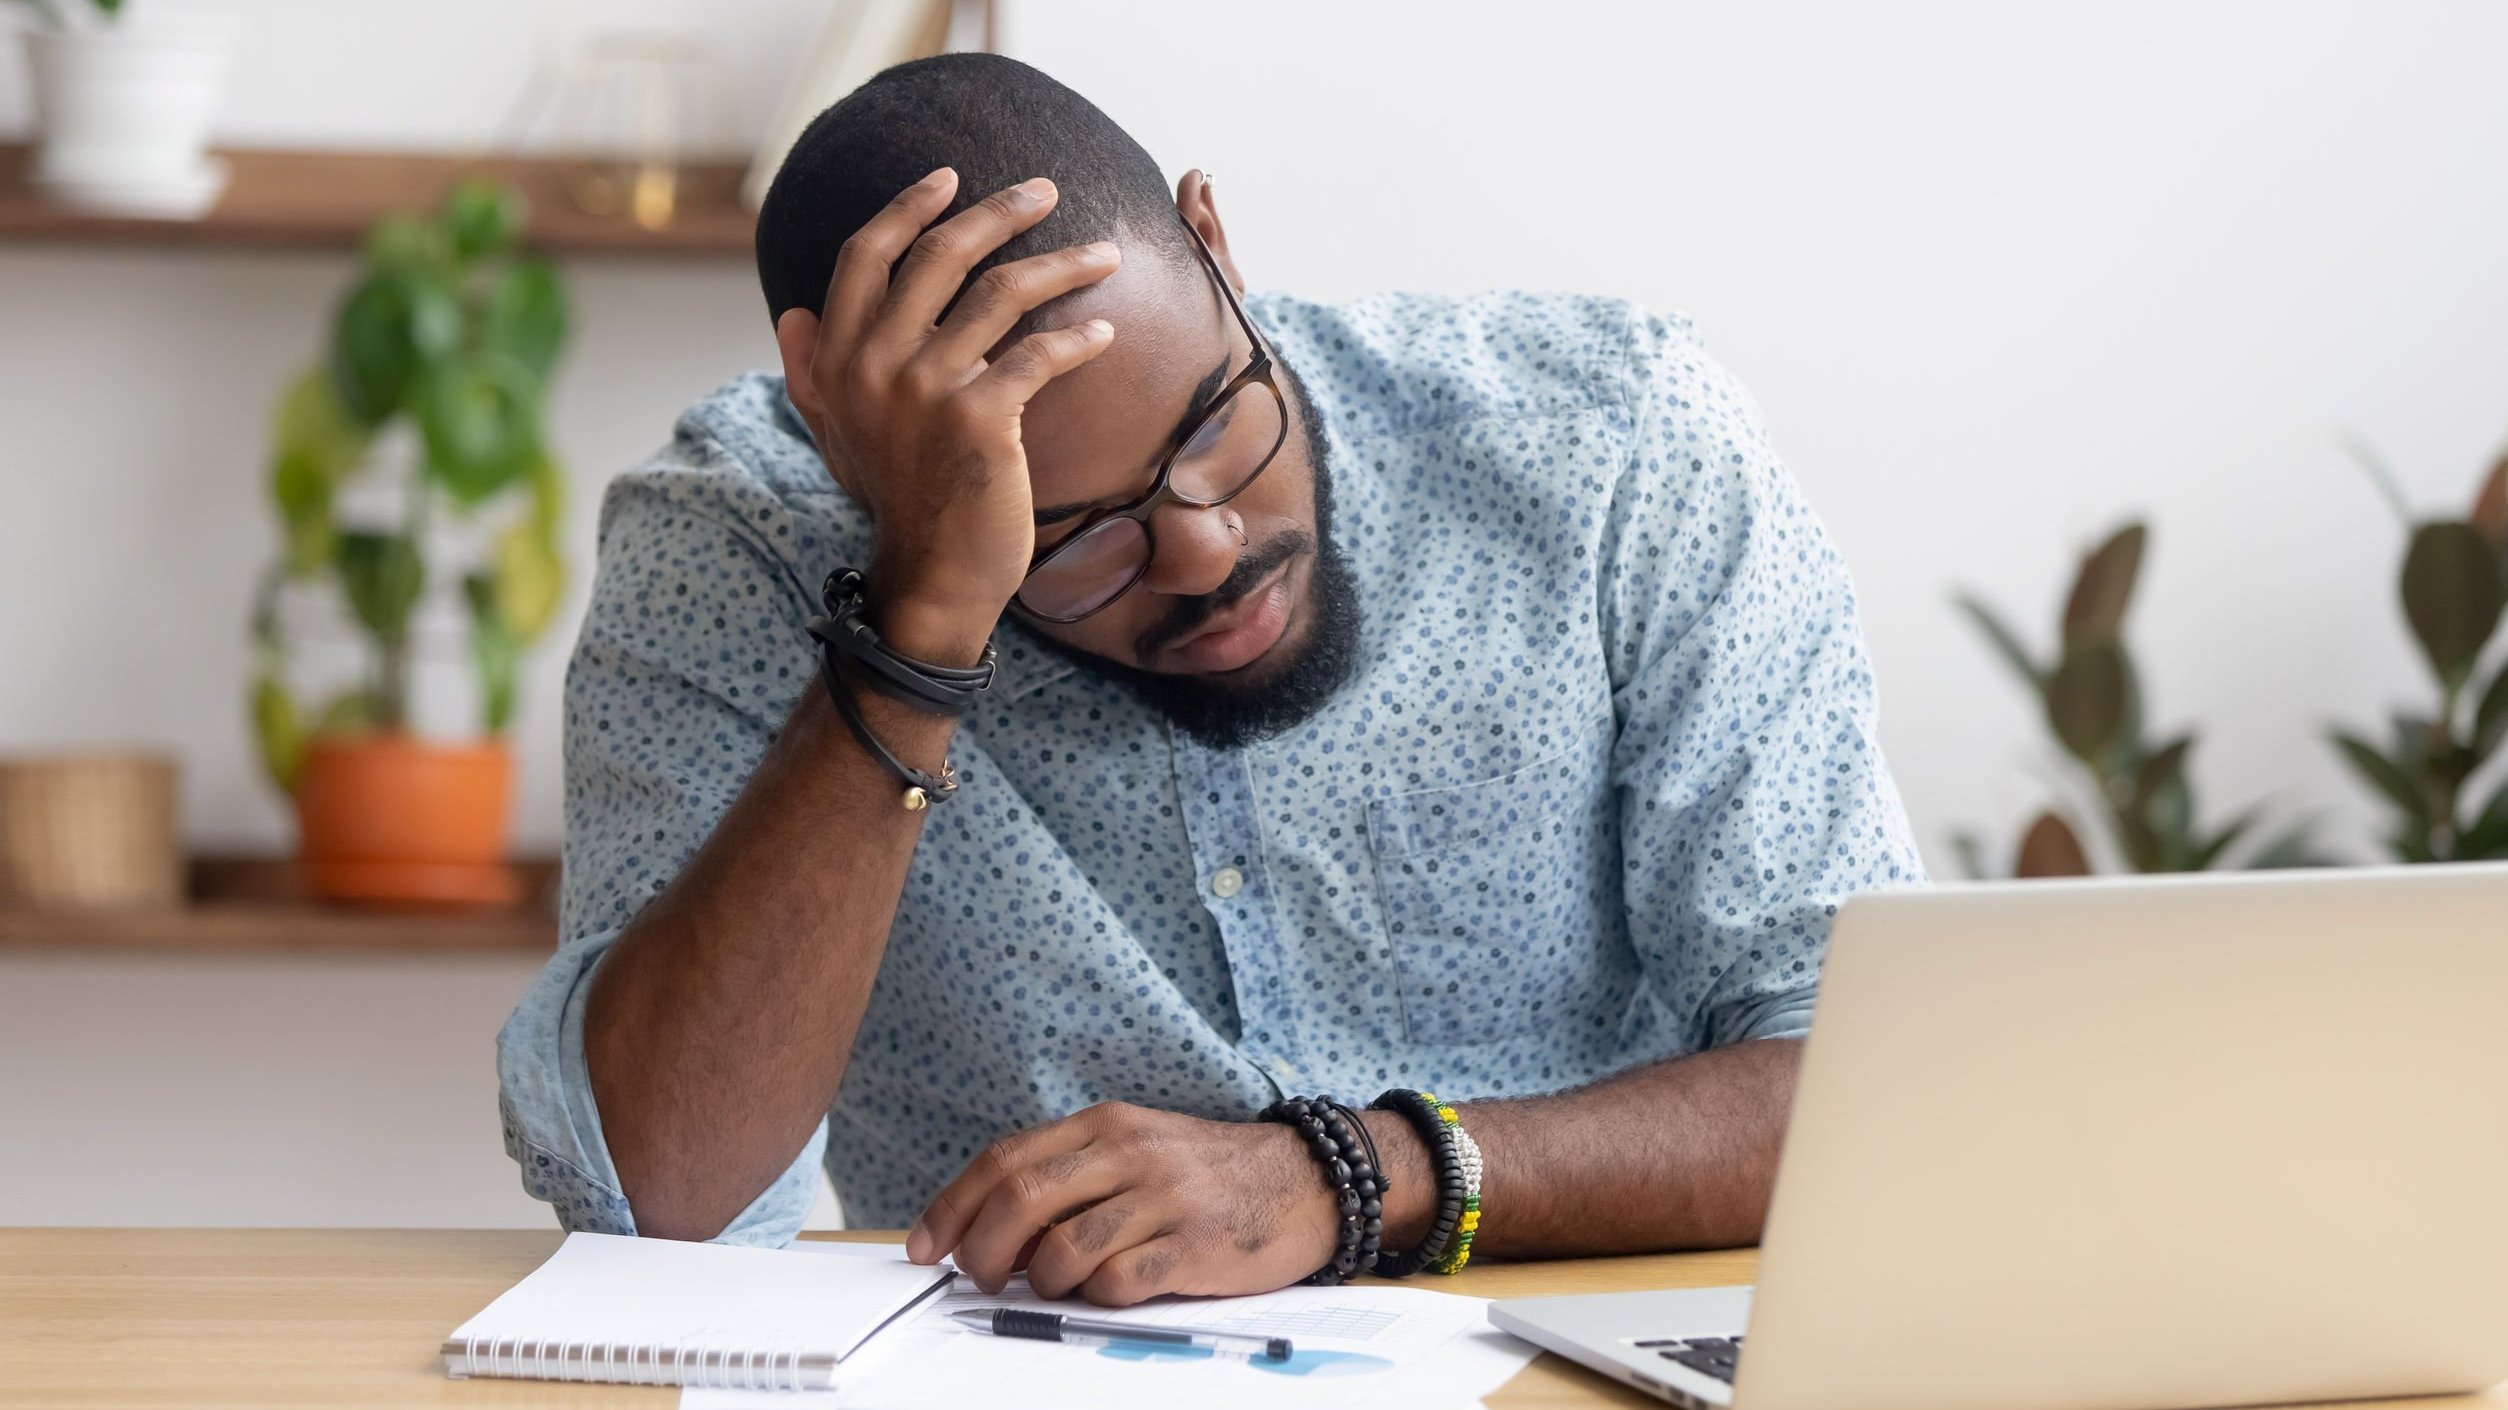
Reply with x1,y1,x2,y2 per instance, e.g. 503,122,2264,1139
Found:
879,177,1061,332
952,1144,1131,1294
1011,1229,1048,1273
1079,1234,1190,1309
922,241,1121,373
909,1110,1100,1266
820,167,959,360
974,319,1117,412
1023,1193,1163,1301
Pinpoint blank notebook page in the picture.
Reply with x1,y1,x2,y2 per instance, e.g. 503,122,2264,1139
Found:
443,1232,952,1389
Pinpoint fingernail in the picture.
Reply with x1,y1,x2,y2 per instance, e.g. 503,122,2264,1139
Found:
1085,319,1113,337
1018,176,1056,200
1086,241,1120,260
905,1221,931,1263
922,166,955,187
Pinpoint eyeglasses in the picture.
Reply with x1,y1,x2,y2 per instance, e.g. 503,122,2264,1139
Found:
1014,219,1289,623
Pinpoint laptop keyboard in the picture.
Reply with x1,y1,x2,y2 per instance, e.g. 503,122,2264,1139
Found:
1633,1335,1744,1383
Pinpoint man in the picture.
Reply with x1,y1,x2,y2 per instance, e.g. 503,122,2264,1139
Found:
498,52,1922,1306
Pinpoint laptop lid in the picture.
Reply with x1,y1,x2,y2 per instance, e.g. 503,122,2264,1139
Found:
1734,864,2508,1410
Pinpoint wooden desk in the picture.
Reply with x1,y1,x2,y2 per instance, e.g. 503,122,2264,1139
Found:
1,1228,2496,1409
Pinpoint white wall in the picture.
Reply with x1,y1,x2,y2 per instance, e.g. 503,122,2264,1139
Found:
0,952,555,1226
0,951,846,1228
0,0,839,1228
1009,0,2508,867
5,1,2506,1226
9,0,2505,863
0,0,840,854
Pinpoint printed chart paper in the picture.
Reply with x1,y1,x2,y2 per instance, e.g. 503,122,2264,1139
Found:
683,1253,1535,1410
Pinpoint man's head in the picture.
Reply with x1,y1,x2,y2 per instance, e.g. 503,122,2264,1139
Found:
757,53,1359,749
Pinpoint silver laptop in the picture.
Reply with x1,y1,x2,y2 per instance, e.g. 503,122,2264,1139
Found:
1491,864,2508,1410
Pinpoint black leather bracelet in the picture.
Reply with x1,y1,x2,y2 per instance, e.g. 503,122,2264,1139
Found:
810,613,986,716
808,568,997,718
818,652,960,811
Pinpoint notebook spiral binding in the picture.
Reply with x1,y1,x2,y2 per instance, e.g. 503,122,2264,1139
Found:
443,1330,836,1389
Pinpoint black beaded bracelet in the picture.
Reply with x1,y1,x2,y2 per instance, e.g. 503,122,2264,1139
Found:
1259,1095,1388,1285
1366,1088,1465,1278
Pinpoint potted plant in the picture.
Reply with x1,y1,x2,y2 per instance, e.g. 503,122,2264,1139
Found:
10,0,231,217
1951,521,2320,877
248,180,570,907
2328,445,2508,861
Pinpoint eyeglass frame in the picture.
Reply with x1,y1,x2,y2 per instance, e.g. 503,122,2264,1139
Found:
1013,216,1289,624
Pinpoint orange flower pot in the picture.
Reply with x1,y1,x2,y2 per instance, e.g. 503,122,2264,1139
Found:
294,733,519,908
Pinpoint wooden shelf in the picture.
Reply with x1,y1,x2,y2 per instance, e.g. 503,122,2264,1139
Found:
0,901,554,955
0,145,754,257
0,855,558,955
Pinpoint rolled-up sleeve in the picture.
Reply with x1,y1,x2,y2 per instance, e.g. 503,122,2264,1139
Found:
1600,313,1926,1051
496,456,830,1246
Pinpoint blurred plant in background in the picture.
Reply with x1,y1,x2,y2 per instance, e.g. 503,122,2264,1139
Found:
249,179,570,793
2327,444,2508,862
1951,522,2319,878
4,0,123,27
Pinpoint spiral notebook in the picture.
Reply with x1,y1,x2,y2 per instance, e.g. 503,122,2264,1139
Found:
441,1232,954,1392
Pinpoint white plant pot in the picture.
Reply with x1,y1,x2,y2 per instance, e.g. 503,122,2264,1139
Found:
23,22,230,218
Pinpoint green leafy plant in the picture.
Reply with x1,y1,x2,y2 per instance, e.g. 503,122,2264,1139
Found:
2327,443,2508,862
5,0,123,26
249,180,570,792
1951,521,2318,878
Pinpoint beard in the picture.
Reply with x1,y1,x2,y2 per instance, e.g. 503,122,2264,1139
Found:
1034,354,1363,752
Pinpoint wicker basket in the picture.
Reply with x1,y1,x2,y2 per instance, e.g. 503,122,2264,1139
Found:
0,751,183,909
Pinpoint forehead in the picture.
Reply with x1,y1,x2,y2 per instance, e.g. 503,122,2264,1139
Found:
1015,252,1232,502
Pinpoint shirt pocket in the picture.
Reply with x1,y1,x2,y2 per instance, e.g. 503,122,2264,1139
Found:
1366,715,1623,1045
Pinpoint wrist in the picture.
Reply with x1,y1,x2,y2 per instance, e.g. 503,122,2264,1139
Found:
868,592,1003,670
1264,1122,1347,1270
863,541,1022,650
1359,1108,1438,1251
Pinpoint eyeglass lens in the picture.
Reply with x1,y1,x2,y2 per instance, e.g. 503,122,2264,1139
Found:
1017,379,1286,620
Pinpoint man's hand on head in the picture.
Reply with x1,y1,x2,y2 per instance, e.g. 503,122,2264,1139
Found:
905,1102,1341,1306
771,167,1122,667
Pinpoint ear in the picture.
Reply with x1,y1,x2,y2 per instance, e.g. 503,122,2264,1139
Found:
774,307,825,425
1175,169,1249,294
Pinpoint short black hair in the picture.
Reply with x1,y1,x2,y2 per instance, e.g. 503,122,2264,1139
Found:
755,53,1192,325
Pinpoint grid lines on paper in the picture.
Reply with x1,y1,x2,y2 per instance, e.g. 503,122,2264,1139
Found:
1214,1305,1400,1340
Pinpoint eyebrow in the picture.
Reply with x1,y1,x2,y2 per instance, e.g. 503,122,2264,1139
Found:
1031,354,1235,527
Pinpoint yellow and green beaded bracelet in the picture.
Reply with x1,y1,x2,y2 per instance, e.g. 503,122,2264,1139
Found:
1366,1088,1483,1277
1429,1122,1484,1274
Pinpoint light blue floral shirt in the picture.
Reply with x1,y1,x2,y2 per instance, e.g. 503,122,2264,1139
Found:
497,290,1925,1243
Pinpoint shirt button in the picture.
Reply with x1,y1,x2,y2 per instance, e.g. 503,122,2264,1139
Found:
1210,866,1245,899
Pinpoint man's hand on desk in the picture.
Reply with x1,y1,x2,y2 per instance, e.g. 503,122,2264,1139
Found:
904,1101,1394,1306
899,1039,1803,1304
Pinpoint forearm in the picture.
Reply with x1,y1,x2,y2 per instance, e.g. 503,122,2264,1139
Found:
584,676,956,1241
1360,1037,1801,1261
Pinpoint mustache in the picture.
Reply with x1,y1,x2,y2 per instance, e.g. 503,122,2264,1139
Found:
1134,530,1314,662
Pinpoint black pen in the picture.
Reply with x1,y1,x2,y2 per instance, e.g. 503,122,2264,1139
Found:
950,1307,1293,1362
